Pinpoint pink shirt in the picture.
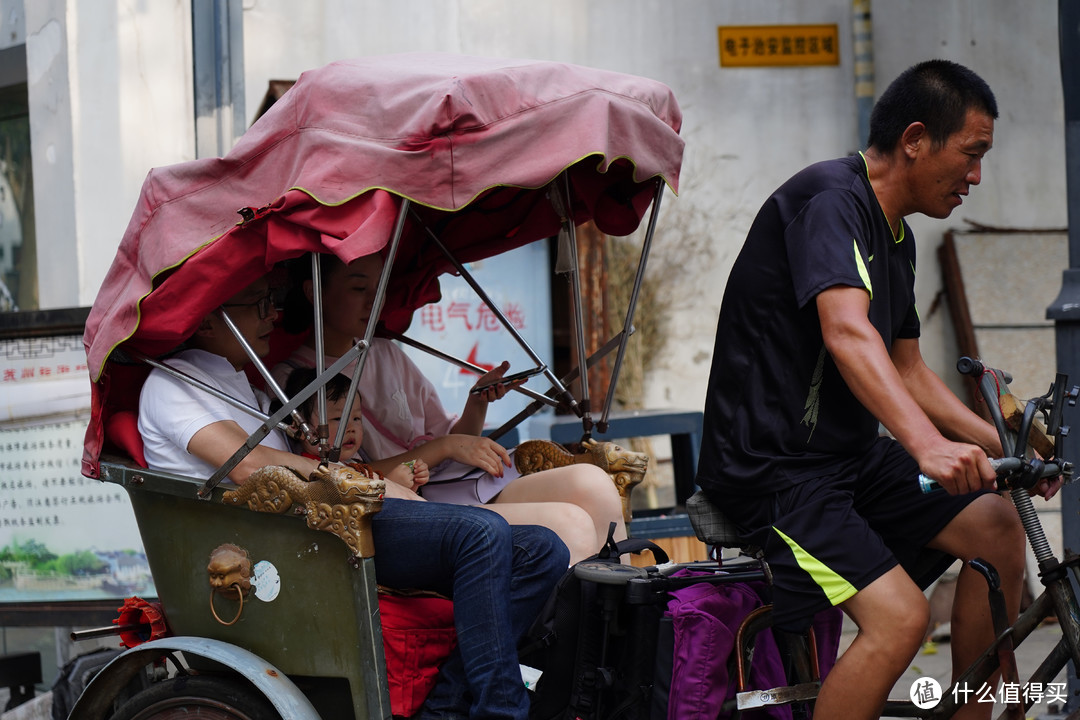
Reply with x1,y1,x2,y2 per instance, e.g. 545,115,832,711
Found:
272,337,457,461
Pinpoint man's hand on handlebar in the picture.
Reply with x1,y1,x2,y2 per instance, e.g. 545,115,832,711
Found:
920,454,1067,497
915,439,997,496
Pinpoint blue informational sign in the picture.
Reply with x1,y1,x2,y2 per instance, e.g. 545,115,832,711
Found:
400,242,553,440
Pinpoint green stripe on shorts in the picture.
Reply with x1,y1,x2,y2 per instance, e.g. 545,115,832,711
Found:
774,527,858,605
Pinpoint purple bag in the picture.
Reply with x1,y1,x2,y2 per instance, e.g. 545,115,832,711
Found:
665,570,842,720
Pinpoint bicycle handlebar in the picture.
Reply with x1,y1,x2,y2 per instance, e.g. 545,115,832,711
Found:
956,356,1013,385
915,357,1075,494
955,356,983,377
919,457,1068,494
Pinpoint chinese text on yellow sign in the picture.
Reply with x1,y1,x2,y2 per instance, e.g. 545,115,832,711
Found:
718,25,839,67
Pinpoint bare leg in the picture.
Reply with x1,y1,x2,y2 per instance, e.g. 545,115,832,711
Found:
491,464,627,551
927,493,1026,720
483,501,598,564
814,565,930,720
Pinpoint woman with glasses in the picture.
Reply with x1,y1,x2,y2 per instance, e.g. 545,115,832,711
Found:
138,277,291,479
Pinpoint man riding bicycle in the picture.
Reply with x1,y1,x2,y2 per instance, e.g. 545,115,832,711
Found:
696,59,1060,720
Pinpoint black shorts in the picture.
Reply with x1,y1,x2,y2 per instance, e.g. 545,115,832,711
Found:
710,437,993,632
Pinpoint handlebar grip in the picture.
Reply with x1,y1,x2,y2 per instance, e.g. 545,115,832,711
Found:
917,473,944,493
956,357,984,377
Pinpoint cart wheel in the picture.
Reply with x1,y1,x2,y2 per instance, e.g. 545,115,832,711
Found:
109,674,281,720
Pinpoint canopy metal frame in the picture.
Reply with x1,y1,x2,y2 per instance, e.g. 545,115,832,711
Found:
136,174,666,497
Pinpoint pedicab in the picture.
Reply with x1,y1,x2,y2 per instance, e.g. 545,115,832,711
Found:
70,53,687,719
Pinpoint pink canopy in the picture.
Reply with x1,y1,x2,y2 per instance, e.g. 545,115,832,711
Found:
82,53,683,476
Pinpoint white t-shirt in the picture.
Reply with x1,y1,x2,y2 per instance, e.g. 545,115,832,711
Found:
139,348,291,479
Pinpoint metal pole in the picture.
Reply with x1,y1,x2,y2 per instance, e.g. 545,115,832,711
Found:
852,0,874,150
599,181,663,433
192,0,245,158
311,253,329,457
331,199,412,461
1048,0,1080,707
561,175,591,425
388,331,552,406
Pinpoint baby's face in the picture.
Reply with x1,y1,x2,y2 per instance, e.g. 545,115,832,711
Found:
304,392,364,459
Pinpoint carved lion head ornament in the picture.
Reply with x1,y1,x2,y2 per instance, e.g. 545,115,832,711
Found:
222,463,386,558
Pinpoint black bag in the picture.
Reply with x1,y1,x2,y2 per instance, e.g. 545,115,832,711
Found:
51,648,123,719
520,524,669,720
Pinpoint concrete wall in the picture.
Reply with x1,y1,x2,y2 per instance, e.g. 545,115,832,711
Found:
0,0,26,50
236,0,1066,406
18,0,193,309
869,3,1066,403
18,0,1068,404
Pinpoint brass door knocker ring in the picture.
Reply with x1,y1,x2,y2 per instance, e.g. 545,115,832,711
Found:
210,583,246,626
207,543,252,626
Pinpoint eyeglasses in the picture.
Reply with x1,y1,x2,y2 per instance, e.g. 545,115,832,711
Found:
222,290,280,320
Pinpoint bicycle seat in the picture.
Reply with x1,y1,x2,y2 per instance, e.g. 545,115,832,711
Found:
686,490,758,553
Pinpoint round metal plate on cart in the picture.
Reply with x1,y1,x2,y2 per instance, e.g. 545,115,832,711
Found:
252,560,281,602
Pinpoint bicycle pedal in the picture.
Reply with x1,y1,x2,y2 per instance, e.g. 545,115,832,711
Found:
736,682,820,709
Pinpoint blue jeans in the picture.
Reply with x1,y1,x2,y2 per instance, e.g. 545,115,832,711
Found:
372,498,569,720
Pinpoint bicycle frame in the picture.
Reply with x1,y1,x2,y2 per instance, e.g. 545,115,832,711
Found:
691,359,1080,720
883,361,1080,719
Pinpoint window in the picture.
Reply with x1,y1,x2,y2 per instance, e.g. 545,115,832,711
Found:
0,46,34,313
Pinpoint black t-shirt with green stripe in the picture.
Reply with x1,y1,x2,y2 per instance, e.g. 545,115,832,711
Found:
697,153,919,496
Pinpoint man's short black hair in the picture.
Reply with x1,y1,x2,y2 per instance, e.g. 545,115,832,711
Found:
868,59,998,152
284,367,358,420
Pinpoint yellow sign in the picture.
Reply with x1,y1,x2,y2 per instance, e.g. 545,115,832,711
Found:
718,24,840,67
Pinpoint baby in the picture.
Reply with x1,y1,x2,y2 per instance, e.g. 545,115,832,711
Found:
284,368,428,492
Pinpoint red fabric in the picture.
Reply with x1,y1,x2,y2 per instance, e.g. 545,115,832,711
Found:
379,593,457,718
104,410,148,468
